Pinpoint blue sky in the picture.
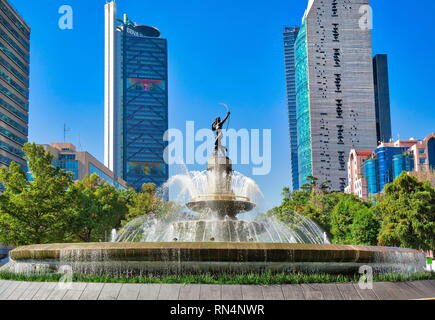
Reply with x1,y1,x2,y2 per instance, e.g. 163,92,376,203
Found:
9,0,435,208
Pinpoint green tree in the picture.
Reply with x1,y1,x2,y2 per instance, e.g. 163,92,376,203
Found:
124,183,158,222
350,207,380,245
67,174,129,242
377,172,435,250
122,183,179,225
0,143,73,245
270,182,380,245
330,195,362,243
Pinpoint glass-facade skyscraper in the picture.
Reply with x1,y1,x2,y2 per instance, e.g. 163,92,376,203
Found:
283,26,300,191
373,54,392,144
294,0,378,191
0,0,29,170
104,1,168,191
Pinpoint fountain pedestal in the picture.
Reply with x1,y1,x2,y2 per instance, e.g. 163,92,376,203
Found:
186,155,255,219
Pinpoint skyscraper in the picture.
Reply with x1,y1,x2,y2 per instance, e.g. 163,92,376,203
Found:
373,54,392,144
283,26,300,191
295,0,377,191
0,0,30,170
104,1,169,191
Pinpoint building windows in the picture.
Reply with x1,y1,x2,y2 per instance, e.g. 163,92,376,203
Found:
0,97,27,122
0,153,13,165
0,55,28,86
419,158,425,164
0,139,24,157
331,0,338,16
0,1,30,38
64,161,78,170
337,125,344,145
0,44,28,73
334,74,342,93
333,49,341,67
419,149,425,154
89,164,117,186
0,126,26,145
127,78,165,92
0,83,28,110
127,161,167,177
336,99,343,118
332,24,339,42
59,154,76,160
0,111,27,135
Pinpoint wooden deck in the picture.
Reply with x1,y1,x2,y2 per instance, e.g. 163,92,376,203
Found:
0,280,434,300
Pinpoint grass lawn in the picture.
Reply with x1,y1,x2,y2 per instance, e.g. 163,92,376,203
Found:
0,270,433,285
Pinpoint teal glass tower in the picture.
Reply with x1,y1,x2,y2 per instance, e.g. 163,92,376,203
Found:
295,20,312,188
283,26,300,191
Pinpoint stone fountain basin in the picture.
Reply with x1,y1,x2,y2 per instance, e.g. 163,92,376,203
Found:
4,242,426,276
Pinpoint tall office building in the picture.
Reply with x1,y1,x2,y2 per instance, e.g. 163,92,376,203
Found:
373,54,392,144
295,0,377,191
104,1,169,191
283,26,300,191
0,0,30,170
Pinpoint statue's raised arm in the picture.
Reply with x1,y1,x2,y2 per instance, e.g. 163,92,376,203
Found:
220,111,230,126
212,111,230,131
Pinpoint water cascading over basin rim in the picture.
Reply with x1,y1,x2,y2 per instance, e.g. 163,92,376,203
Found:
6,242,426,275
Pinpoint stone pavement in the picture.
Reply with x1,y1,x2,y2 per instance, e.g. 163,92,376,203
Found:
0,280,434,300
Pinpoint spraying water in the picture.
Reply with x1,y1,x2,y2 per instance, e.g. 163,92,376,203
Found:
115,164,329,244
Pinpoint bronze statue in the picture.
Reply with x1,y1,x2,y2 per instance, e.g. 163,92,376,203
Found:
212,111,230,156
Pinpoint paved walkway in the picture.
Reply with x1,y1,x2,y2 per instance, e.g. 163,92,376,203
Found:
0,280,434,300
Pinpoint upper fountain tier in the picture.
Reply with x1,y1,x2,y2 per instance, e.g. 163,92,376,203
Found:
185,155,256,219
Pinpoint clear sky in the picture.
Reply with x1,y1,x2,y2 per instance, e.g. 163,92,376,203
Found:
9,0,435,208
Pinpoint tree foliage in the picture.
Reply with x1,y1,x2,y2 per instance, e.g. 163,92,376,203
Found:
330,196,379,245
67,174,129,242
376,172,435,251
0,143,73,245
0,143,177,245
270,177,389,247
122,183,180,226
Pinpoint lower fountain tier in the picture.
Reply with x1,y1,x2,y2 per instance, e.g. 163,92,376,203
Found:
186,196,256,218
171,219,265,242
5,243,426,276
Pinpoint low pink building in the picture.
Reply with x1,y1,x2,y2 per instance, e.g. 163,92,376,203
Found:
407,133,435,172
344,150,372,200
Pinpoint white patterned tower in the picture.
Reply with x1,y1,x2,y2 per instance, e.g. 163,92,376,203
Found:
295,0,377,191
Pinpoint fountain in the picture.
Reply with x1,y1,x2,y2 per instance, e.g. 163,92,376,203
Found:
1,109,426,276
